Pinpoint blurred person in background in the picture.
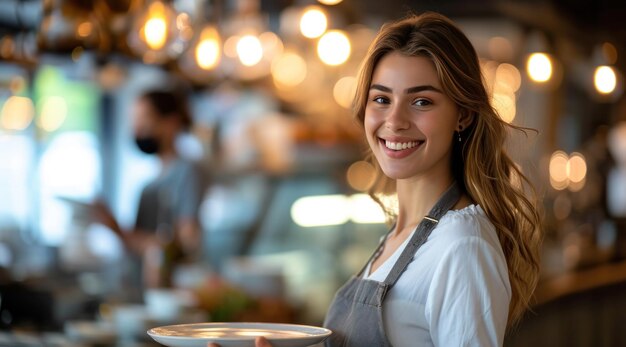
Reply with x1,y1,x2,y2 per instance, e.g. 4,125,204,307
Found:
95,89,205,289
211,11,542,347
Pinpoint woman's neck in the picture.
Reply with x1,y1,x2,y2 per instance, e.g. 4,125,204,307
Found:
394,170,454,236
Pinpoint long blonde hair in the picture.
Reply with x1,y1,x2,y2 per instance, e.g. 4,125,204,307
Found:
354,12,542,328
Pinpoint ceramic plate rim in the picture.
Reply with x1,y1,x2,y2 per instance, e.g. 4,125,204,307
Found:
147,322,332,341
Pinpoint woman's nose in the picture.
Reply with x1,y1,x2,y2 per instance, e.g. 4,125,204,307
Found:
385,105,410,131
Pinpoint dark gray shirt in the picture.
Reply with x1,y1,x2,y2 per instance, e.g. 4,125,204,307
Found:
135,158,205,236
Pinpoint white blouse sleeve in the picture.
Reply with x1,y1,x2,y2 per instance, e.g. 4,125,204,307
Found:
424,236,511,347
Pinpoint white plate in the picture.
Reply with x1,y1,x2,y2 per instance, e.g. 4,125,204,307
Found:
147,322,331,347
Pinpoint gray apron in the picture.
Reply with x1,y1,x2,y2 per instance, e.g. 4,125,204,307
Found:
323,182,461,347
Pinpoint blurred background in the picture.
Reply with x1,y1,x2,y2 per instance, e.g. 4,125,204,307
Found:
0,0,625,346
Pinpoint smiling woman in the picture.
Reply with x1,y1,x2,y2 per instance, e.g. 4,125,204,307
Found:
321,11,542,347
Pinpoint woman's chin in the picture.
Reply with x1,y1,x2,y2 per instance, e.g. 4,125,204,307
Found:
380,167,415,180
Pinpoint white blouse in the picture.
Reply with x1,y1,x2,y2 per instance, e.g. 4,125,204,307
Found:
363,204,511,347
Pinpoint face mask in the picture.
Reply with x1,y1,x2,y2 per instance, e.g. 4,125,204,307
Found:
135,136,160,155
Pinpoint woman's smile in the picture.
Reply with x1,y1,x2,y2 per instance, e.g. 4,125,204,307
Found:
378,137,425,159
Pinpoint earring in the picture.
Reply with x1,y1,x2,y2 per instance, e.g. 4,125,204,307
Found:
457,126,463,142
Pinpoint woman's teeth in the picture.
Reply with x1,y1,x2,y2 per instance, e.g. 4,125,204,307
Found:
385,140,421,150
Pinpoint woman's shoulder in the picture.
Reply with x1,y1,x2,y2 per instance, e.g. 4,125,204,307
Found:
439,204,492,231
426,205,510,291
429,204,502,253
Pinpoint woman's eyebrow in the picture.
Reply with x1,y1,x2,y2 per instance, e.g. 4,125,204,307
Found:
405,85,443,94
370,83,442,94
370,84,392,92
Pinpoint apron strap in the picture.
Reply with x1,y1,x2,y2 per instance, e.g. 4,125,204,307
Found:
383,181,461,287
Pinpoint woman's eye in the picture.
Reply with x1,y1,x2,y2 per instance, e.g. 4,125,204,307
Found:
413,99,432,107
372,96,389,104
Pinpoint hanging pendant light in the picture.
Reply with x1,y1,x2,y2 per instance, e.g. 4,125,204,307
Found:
127,0,190,64
178,25,223,84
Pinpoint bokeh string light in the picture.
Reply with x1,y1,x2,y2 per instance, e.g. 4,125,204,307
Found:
0,96,34,131
127,0,188,64
272,50,308,88
333,76,357,109
317,30,351,66
38,96,68,132
317,0,343,5
195,26,222,70
143,1,168,50
527,52,553,83
549,151,588,191
236,35,263,67
594,65,617,94
300,7,328,39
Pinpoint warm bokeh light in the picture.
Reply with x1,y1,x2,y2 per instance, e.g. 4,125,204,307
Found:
38,96,68,132
350,194,385,224
317,30,350,66
290,193,385,227
77,21,93,38
176,13,188,29
491,92,516,123
495,63,521,92
176,13,193,41
142,1,168,50
291,195,350,227
271,51,307,88
317,0,343,5
567,152,587,184
195,26,221,70
346,160,375,191
549,150,569,190
236,35,263,67
527,53,553,83
300,7,327,39
480,60,498,95
549,151,587,191
259,31,284,61
594,65,617,94
333,76,357,109
273,61,325,103
0,96,34,131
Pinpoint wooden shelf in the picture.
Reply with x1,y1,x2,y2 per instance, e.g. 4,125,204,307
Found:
533,260,626,306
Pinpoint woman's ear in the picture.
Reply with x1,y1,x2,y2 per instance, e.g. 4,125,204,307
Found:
457,112,474,131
